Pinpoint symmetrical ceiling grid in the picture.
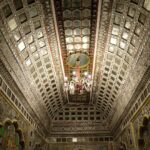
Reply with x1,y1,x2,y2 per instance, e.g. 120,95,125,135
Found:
51,115,110,135
94,0,150,120
53,106,102,122
0,0,149,138
54,0,98,80
63,0,92,52
50,104,111,135
42,0,65,94
0,0,63,118
92,0,112,104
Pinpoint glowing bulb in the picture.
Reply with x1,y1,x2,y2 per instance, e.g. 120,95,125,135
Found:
64,76,68,81
84,71,88,76
72,71,76,75
70,84,74,89
88,75,91,79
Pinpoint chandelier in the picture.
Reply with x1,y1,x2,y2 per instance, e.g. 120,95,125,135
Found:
64,56,92,95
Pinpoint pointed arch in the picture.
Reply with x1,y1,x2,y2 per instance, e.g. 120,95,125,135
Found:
0,119,25,150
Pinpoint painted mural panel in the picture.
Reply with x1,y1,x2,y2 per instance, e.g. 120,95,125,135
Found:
0,122,24,150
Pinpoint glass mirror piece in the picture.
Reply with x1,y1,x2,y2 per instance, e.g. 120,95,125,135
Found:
8,18,17,31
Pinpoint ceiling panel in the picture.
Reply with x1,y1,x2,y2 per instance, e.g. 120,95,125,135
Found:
0,0,63,119
53,0,98,103
0,0,149,136
93,0,150,121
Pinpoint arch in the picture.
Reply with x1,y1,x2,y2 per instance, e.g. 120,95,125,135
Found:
16,128,23,141
119,142,127,150
0,119,25,150
13,121,19,129
12,121,24,141
138,115,150,150
4,119,12,126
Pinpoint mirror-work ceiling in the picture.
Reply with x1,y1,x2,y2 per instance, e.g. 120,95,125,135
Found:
51,0,150,134
54,0,98,103
62,0,92,53
54,0,98,68
0,0,149,137
0,0,64,122
93,0,150,121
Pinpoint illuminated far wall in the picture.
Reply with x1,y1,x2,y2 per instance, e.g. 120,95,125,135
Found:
49,142,113,150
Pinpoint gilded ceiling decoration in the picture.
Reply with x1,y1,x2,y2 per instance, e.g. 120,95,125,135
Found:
0,0,64,121
0,0,149,137
53,0,98,103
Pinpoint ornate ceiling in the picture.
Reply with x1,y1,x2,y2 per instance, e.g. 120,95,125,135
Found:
0,0,149,138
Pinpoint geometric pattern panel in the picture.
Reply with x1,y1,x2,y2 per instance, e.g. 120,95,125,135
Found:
95,0,150,120
0,0,63,118
54,0,98,104
54,0,98,74
53,106,102,121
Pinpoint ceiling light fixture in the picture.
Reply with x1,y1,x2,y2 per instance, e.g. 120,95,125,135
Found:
64,53,92,95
